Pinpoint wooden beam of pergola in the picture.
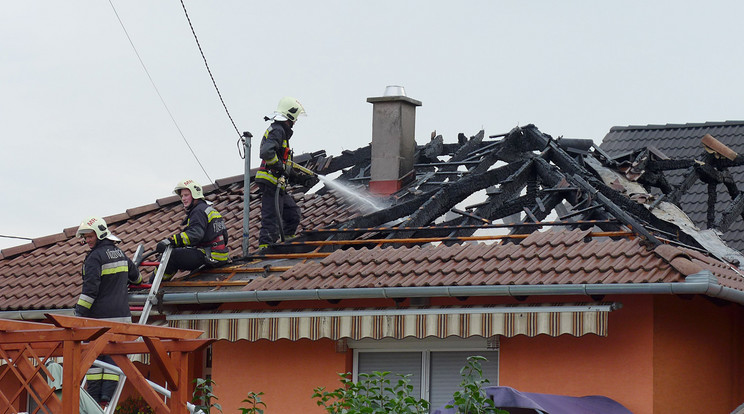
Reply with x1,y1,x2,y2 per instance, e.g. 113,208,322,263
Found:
0,338,211,357
0,316,212,414
48,314,203,339
0,327,108,344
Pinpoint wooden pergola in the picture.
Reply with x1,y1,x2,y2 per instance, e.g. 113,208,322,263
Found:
0,314,212,414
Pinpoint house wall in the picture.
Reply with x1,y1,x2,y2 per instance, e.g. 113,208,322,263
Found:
203,294,744,413
653,294,744,414
499,294,654,414
211,338,349,413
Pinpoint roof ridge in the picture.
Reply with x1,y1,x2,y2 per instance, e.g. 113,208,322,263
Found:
609,120,744,132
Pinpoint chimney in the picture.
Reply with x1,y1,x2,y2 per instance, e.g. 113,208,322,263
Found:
367,85,422,196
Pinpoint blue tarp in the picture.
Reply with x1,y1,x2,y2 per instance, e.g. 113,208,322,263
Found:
433,386,632,414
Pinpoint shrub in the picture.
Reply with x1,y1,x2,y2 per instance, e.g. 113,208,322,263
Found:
312,371,430,414
446,356,508,414
116,396,153,414
239,391,267,414
192,378,223,414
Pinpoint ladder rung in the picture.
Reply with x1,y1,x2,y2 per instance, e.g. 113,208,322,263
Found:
141,261,160,267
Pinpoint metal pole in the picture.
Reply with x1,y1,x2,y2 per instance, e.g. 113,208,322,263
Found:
242,131,253,257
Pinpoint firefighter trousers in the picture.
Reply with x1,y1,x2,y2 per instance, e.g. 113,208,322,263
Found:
257,182,301,245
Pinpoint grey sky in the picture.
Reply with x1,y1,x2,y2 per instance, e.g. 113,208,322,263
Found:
2,0,744,249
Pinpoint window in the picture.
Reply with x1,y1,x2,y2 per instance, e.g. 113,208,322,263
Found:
352,337,499,411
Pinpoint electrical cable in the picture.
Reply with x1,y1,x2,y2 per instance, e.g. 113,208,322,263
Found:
178,0,247,160
0,235,33,241
107,0,213,184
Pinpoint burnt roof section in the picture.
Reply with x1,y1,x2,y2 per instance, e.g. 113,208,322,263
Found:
4,123,744,312
275,125,744,267
600,120,744,252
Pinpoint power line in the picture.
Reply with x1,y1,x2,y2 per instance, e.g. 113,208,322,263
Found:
107,0,213,184
179,0,242,139
178,0,247,160
0,234,33,241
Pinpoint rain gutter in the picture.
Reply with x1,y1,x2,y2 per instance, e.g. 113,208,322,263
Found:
0,308,74,321
128,270,744,307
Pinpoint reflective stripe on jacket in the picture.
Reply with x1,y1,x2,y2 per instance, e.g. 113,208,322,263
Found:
255,121,293,188
170,199,229,263
76,239,141,318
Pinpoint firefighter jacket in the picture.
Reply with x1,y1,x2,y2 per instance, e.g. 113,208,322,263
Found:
168,199,229,264
256,120,293,188
76,239,142,319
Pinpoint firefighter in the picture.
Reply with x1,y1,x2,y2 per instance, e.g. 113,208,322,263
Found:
75,216,142,407
255,96,318,250
155,179,229,280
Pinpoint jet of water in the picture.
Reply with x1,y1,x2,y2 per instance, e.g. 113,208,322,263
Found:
317,175,387,212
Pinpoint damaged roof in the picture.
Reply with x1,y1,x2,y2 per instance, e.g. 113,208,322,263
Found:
600,120,744,252
3,123,744,313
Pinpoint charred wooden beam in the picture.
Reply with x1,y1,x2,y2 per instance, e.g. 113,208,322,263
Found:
716,192,744,232
317,146,371,174
655,167,699,208
509,192,566,236
571,174,661,245
708,183,717,228
646,159,698,171
448,160,536,237
394,161,527,238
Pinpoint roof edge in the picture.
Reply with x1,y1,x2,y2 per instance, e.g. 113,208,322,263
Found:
129,271,744,307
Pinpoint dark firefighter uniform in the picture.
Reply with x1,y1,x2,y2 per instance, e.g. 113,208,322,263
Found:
76,238,142,405
162,199,229,278
255,120,302,246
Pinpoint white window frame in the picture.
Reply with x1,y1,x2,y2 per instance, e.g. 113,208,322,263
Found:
350,336,499,405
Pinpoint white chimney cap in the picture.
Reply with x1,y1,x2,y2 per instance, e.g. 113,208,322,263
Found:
383,85,406,97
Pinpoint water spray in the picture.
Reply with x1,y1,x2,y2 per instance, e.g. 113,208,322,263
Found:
286,160,386,212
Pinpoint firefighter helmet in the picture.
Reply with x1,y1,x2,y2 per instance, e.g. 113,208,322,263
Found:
76,216,119,241
173,179,204,199
272,97,306,122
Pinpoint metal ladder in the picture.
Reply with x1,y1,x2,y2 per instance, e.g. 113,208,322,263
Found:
102,244,174,414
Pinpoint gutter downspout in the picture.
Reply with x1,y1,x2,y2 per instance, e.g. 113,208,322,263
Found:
128,270,744,307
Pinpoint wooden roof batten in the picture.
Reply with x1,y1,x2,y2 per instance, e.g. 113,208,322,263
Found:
0,315,212,414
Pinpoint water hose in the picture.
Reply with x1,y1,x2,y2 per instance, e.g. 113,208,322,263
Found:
275,177,286,242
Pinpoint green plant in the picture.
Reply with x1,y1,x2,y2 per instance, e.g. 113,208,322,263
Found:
192,378,223,414
239,391,267,414
312,371,430,414
446,356,508,414
116,396,153,414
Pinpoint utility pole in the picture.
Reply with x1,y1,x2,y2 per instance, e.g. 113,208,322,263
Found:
242,131,253,257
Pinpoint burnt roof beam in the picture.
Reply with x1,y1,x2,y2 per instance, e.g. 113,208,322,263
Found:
524,125,689,244
532,156,620,233
571,175,661,245
716,192,744,233
448,161,535,237
394,160,528,238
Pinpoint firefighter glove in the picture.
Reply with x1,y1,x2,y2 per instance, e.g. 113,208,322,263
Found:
270,161,287,177
300,174,319,188
156,238,172,253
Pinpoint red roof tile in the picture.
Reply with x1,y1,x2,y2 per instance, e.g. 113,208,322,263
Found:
246,229,744,293
0,177,363,311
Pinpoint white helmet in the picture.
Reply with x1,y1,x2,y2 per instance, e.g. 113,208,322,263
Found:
271,97,306,122
76,216,120,241
174,179,204,199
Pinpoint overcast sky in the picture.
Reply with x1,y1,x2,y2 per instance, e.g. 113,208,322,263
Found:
2,1,744,250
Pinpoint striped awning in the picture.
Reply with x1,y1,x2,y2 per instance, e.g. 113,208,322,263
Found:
166,303,614,341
